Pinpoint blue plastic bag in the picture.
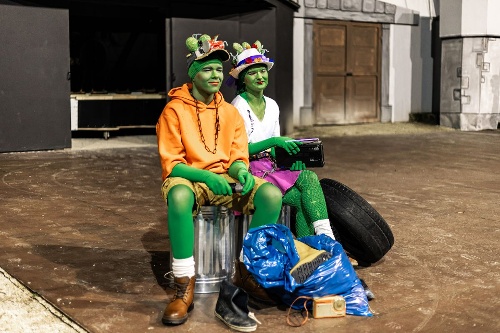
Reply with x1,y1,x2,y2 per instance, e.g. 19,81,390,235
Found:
242,224,372,317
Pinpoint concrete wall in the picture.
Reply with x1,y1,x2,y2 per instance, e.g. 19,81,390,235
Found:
389,24,412,122
441,0,500,38
439,39,462,125
389,18,435,122
381,0,437,16
440,37,500,130
439,0,500,130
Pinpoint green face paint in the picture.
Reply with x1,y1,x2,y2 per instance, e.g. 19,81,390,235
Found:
192,62,224,96
243,64,268,95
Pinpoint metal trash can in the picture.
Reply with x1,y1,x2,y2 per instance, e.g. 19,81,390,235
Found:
170,205,291,294
193,206,236,294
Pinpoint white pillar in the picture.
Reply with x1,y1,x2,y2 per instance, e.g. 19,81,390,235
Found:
440,0,500,130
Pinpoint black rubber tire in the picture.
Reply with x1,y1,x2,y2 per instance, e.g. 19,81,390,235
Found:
319,178,394,266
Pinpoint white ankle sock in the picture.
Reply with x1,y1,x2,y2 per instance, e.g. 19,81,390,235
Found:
172,256,195,278
313,219,335,240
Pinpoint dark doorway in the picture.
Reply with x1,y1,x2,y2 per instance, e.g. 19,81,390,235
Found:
69,13,166,94
0,5,71,152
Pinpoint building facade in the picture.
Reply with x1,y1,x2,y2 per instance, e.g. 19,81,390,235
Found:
293,0,437,127
293,0,500,131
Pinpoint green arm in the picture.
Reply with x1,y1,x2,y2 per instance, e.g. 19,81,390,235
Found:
170,163,213,182
248,137,301,156
248,138,277,156
170,163,232,195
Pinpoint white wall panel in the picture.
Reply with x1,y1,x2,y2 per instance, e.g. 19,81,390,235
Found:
441,0,500,37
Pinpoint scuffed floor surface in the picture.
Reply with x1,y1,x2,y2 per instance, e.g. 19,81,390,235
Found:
0,267,87,333
0,124,499,333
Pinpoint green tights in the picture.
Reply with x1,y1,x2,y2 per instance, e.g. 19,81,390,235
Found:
282,170,328,238
167,182,282,259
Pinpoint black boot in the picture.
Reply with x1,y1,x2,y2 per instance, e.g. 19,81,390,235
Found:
215,280,260,332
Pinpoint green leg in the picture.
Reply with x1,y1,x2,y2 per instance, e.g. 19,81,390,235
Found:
250,183,282,229
295,170,328,221
283,187,315,237
167,184,195,259
283,170,328,237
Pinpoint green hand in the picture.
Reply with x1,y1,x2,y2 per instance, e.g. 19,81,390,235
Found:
290,161,306,171
273,137,301,155
237,169,255,195
204,172,232,196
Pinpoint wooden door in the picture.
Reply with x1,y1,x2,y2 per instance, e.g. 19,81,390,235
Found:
313,21,381,125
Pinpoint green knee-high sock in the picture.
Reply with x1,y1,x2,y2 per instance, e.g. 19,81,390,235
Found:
167,184,195,259
250,183,282,229
295,170,328,222
283,187,315,237
283,170,328,238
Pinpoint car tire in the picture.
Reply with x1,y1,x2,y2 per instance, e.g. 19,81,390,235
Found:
319,178,394,266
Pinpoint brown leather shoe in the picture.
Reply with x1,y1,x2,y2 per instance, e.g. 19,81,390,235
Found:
162,276,196,325
232,260,276,305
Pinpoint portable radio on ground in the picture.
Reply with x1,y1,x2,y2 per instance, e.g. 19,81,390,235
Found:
312,295,346,318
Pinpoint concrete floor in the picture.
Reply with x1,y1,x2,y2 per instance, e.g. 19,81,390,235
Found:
0,123,499,333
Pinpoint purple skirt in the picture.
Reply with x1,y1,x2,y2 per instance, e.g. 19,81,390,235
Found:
250,157,300,195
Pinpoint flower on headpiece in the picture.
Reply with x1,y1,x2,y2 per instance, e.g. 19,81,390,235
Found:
231,40,267,66
186,34,227,58
252,41,262,50
227,40,273,80
185,33,230,70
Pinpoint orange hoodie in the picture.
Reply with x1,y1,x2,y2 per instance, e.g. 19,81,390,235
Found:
156,83,249,181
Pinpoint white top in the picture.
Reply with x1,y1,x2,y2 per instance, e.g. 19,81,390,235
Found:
231,95,280,143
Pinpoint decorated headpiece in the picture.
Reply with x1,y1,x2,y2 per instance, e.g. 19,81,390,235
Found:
229,41,274,79
186,34,230,79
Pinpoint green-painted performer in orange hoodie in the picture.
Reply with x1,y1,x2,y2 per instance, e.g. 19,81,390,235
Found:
156,33,282,327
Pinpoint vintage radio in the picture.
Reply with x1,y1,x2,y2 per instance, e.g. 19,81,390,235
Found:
274,138,325,169
312,295,346,319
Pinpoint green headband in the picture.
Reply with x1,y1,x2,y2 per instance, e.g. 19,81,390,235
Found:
188,58,223,80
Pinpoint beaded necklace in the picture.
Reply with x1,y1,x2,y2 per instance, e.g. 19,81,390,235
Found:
192,92,219,154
